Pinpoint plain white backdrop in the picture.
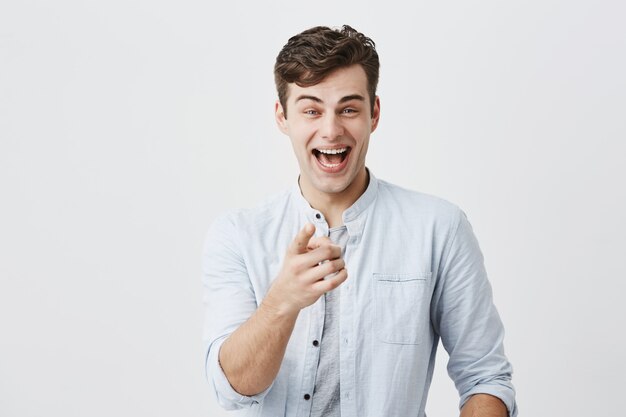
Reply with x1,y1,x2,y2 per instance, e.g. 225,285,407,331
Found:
1,1,625,416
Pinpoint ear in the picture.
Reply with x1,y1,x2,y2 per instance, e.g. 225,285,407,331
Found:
275,101,289,135
370,96,381,133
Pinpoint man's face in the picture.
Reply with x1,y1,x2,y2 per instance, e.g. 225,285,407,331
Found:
275,64,380,198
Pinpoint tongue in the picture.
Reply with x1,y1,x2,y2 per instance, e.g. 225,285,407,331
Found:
319,152,344,165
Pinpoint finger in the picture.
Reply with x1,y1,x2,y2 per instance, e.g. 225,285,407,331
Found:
288,223,316,254
318,258,346,277
298,244,342,268
312,268,348,293
302,257,345,282
307,236,332,250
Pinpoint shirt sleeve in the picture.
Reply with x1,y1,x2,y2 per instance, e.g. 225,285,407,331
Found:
432,209,518,417
202,212,274,410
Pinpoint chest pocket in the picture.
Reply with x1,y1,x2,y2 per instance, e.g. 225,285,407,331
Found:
373,272,432,345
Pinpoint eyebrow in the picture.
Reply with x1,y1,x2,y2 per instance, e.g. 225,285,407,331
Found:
295,94,366,104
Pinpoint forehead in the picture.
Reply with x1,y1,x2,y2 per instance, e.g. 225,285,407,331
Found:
287,65,369,105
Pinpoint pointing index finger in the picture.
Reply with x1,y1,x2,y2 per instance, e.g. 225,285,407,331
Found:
289,223,315,254
307,236,332,251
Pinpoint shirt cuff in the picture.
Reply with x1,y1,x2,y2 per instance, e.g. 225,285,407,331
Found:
205,335,274,410
460,382,518,417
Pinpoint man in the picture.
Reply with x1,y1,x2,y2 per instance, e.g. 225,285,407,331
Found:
203,25,517,417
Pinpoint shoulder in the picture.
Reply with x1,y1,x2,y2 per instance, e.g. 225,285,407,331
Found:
375,179,463,228
204,188,298,263
210,188,295,235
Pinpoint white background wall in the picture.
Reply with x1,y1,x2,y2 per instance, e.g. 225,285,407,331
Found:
1,1,624,416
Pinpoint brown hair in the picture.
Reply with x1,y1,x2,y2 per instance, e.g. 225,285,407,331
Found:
274,25,380,118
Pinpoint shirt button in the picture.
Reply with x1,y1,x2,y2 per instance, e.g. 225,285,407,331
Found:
315,213,321,219
312,340,319,347
304,393,311,400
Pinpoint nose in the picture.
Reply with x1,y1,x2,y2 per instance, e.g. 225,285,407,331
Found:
320,113,344,140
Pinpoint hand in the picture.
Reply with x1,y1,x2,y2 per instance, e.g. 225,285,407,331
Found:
264,223,348,315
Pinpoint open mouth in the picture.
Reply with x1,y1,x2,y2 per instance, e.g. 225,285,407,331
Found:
312,147,351,169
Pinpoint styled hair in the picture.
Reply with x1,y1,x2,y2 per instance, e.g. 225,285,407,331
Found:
274,25,379,118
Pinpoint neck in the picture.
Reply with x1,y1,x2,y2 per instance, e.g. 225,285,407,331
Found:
300,168,369,228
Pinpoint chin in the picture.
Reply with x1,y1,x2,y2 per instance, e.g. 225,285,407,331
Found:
314,177,352,194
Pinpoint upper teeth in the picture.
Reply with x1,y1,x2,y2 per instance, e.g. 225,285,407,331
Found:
317,148,347,154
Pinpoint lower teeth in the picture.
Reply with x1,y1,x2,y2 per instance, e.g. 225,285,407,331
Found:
316,150,346,168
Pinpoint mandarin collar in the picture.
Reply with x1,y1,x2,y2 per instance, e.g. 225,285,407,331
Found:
290,168,378,239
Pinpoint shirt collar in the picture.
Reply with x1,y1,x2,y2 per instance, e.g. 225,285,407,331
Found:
290,168,378,238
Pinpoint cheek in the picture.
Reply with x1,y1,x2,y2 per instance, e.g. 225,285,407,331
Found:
347,118,370,135
291,121,315,139
350,128,370,145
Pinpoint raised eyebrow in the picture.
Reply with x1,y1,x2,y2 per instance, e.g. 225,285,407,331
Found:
339,94,366,104
295,94,365,104
295,95,323,103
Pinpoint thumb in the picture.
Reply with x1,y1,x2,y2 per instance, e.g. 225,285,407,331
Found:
288,223,315,254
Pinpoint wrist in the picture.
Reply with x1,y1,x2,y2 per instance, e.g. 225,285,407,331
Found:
261,291,300,320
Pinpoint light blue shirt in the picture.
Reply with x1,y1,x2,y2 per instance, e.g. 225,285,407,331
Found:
202,171,517,417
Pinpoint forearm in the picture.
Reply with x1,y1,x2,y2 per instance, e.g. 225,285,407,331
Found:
218,299,299,396
460,394,508,417
215,224,346,398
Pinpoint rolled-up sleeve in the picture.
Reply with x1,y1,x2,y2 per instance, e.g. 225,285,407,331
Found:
433,210,518,416
202,213,273,410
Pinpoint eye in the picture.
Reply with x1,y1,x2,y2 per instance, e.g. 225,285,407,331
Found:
304,109,320,116
342,108,358,115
